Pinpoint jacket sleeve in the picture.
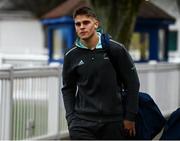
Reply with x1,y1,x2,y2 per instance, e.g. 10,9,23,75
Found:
115,45,140,121
61,54,77,125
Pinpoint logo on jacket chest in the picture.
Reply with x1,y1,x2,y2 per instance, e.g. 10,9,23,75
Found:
78,60,85,66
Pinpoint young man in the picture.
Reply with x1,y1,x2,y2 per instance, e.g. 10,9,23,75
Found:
61,7,140,140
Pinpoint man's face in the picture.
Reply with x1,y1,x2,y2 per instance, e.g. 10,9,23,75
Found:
74,15,98,40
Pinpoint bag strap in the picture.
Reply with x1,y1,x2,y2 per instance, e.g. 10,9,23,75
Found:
101,33,125,91
101,33,117,69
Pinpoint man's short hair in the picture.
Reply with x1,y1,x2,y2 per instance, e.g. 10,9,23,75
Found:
73,6,98,20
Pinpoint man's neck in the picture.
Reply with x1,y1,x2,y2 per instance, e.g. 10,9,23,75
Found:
80,32,99,50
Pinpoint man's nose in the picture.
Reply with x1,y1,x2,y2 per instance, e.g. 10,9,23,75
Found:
80,23,85,29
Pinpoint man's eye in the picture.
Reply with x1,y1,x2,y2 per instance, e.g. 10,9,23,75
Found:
83,21,90,25
75,23,81,26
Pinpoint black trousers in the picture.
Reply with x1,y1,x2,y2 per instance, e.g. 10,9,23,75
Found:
68,117,126,140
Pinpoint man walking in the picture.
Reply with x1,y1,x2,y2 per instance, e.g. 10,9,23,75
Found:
61,6,140,140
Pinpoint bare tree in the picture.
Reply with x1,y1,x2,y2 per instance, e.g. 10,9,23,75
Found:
176,0,180,13
91,0,143,48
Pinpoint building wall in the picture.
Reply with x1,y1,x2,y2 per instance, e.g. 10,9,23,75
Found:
0,19,45,55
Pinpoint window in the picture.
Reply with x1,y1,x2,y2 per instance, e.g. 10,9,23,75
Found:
168,31,177,51
158,29,165,61
52,28,67,60
129,32,149,61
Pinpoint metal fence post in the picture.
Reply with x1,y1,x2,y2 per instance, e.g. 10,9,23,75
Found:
3,65,13,140
47,67,60,135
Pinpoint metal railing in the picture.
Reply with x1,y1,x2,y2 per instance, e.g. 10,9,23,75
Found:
0,65,68,140
1,62,180,140
0,54,48,67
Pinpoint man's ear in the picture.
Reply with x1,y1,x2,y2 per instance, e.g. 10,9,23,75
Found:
94,19,99,29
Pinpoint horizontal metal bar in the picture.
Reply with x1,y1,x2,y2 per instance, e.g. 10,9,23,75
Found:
13,69,60,78
0,66,62,79
27,131,69,140
0,72,10,79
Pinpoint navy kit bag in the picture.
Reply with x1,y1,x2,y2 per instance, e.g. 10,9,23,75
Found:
160,108,180,140
135,92,166,139
101,33,166,139
122,92,166,139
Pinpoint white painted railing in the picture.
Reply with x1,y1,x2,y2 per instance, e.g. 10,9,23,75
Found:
0,54,48,67
0,65,13,140
0,62,180,140
0,65,68,140
136,62,180,117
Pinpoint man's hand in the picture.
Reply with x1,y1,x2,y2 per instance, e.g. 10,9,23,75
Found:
123,119,136,137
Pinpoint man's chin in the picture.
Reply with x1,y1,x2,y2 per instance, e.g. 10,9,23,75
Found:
80,36,89,40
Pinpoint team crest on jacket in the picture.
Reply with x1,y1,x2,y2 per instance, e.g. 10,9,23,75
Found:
103,53,109,60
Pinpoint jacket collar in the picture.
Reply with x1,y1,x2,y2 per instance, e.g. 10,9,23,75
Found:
75,32,102,49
